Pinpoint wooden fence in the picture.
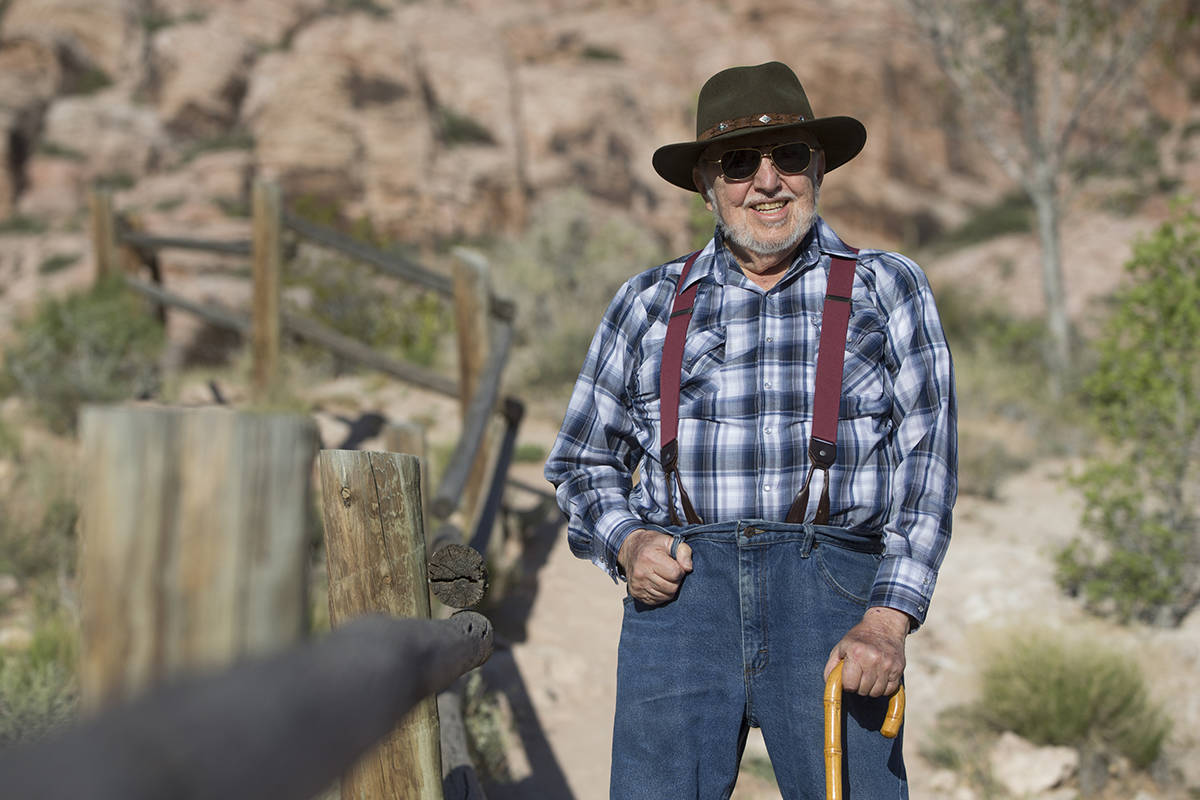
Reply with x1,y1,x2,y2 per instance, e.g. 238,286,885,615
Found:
74,181,546,798
0,613,493,800
74,405,498,799
89,181,527,556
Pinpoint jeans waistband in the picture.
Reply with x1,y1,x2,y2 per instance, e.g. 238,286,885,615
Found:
663,518,884,555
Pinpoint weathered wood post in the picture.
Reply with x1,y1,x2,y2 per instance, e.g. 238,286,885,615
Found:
77,406,318,710
88,188,119,282
385,421,431,533
252,179,283,402
319,450,444,800
452,248,494,532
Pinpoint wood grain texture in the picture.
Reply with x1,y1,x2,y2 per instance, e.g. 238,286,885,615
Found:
453,250,493,530
252,179,282,400
319,450,444,800
77,406,316,711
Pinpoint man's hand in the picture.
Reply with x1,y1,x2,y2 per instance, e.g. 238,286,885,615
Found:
618,529,693,605
822,607,910,697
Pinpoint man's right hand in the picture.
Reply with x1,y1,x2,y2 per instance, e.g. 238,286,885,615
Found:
617,529,693,606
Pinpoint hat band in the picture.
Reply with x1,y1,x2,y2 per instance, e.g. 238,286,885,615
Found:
698,112,807,142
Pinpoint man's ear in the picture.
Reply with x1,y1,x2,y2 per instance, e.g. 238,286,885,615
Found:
814,149,827,187
692,166,714,210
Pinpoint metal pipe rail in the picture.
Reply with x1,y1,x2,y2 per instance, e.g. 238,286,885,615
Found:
0,613,493,800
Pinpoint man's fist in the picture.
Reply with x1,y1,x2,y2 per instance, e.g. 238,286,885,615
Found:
618,529,693,605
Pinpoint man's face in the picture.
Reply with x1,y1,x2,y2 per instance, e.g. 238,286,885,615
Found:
693,131,824,261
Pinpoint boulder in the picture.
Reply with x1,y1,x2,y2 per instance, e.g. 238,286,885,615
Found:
1,0,146,88
151,17,254,137
0,38,62,111
41,92,169,184
989,731,1079,797
16,154,88,218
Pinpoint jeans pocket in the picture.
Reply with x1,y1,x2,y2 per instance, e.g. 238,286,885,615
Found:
814,544,882,606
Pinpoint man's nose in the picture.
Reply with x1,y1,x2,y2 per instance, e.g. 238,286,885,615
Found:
753,155,783,191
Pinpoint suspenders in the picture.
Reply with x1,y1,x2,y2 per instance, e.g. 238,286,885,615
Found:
658,248,860,527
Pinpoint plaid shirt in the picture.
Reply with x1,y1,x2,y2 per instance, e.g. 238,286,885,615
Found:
544,217,957,626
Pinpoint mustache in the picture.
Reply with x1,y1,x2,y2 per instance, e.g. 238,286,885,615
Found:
741,193,797,207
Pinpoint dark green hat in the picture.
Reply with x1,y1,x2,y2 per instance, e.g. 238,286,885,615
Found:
652,61,867,192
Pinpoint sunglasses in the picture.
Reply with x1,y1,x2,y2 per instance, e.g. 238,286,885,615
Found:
704,142,816,181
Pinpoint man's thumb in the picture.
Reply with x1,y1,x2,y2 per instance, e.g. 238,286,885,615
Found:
675,541,694,571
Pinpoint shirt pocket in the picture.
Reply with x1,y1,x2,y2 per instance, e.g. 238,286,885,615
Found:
840,308,889,418
630,324,727,418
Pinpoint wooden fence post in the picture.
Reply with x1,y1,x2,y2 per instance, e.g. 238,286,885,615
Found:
386,421,431,533
452,248,494,532
319,450,444,800
88,188,119,282
77,406,318,710
252,180,283,402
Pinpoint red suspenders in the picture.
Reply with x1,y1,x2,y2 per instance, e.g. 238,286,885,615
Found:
658,248,860,527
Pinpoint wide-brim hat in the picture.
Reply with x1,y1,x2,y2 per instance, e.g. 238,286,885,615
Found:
652,61,867,192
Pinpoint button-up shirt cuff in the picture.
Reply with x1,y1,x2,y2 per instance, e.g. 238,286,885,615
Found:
600,516,670,582
869,555,939,631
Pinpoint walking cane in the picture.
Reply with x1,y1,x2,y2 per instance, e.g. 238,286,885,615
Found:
823,661,905,800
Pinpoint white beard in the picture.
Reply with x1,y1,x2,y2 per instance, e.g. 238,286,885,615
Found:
707,184,819,257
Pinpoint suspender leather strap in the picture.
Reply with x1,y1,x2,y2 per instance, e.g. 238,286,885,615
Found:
659,248,859,528
785,249,859,524
660,251,704,526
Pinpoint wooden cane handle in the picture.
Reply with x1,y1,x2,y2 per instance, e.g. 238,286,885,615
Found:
823,661,906,800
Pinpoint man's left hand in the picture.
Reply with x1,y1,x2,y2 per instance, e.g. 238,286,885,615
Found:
822,607,910,697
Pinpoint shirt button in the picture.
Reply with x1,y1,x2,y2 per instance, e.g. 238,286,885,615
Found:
764,381,773,389
764,428,772,435
763,485,772,492
766,336,774,343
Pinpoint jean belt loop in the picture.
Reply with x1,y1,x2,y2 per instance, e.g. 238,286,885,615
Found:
670,532,684,560
800,523,816,558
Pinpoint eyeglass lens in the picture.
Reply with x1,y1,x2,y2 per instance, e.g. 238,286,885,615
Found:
720,143,812,180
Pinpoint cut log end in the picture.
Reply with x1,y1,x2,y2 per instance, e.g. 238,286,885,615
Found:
428,544,488,609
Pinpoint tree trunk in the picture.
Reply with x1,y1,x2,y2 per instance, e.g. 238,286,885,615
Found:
1030,178,1072,393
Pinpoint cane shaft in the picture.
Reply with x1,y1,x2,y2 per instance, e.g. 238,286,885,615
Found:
823,661,906,800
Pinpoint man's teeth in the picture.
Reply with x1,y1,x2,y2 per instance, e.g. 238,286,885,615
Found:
753,201,786,211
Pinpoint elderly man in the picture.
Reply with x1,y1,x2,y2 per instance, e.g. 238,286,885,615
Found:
545,61,956,799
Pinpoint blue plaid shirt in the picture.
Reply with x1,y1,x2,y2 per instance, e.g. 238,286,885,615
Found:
545,217,957,625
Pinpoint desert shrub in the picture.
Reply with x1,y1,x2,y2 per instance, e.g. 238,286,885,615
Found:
0,497,77,581
492,188,669,390
0,611,80,747
0,215,48,235
513,443,546,463
438,108,496,148
930,192,1034,253
2,278,164,434
38,253,80,275
1057,203,1200,625
285,247,453,370
976,629,1170,770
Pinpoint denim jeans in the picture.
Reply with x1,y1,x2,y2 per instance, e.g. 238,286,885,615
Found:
610,520,907,800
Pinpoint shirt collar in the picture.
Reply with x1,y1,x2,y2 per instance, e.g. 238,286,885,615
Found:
681,215,852,293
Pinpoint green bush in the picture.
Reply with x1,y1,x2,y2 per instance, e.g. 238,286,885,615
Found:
285,250,452,369
0,497,77,580
930,192,1034,253
0,612,79,747
492,188,670,390
976,629,1170,770
1058,203,1200,625
2,278,164,434
438,108,496,148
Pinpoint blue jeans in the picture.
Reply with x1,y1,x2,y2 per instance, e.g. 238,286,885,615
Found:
611,520,907,800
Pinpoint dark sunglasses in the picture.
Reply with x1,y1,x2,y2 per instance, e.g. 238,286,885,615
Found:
704,142,816,181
